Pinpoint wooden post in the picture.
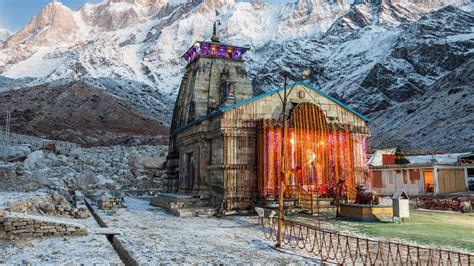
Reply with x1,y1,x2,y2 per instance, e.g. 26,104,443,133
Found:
465,167,469,190
433,165,439,195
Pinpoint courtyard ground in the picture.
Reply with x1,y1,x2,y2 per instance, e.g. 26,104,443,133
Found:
98,197,318,264
1,192,473,264
0,193,319,264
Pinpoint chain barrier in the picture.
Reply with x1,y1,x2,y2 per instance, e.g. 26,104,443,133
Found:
260,217,473,265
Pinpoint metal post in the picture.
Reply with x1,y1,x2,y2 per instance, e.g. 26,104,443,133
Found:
275,69,310,247
3,109,11,163
276,74,288,248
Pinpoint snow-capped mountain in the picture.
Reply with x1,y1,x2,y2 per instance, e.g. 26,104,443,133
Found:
0,0,472,151
0,29,11,42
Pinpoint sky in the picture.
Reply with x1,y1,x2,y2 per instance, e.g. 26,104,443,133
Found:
0,0,288,33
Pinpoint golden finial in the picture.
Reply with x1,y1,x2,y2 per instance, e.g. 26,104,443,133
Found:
211,21,220,43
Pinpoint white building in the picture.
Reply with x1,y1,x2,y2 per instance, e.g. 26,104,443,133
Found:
369,149,473,196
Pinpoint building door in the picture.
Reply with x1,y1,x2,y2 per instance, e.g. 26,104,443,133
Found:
186,153,195,189
423,171,434,193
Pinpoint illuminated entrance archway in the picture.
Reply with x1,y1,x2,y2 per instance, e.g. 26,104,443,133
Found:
258,102,360,198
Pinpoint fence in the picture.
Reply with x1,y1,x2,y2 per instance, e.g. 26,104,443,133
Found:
6,140,80,150
260,217,473,265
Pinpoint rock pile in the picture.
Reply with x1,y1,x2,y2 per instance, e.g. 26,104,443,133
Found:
8,192,89,219
0,143,168,193
0,214,88,238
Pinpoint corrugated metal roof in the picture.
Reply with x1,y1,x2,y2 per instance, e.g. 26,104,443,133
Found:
407,153,471,164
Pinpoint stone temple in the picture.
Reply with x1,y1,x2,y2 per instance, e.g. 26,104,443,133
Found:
158,26,370,216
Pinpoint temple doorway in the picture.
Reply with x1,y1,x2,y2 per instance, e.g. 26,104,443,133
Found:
186,153,195,189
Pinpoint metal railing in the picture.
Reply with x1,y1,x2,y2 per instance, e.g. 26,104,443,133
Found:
260,217,473,265
3,139,79,150
287,185,317,215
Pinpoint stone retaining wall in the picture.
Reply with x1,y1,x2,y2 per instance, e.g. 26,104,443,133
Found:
98,198,124,210
338,204,393,222
0,210,87,238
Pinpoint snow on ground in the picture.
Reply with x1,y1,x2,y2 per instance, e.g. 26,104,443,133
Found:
99,197,319,264
0,191,47,208
0,231,121,265
0,192,120,264
0,193,319,264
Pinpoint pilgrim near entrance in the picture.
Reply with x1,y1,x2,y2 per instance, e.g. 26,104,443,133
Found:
159,24,370,214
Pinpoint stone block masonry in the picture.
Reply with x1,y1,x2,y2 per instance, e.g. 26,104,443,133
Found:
0,210,88,238
98,197,124,210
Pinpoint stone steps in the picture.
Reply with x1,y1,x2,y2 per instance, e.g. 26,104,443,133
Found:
170,207,216,218
313,206,337,213
296,197,337,214
298,197,334,205
150,193,214,217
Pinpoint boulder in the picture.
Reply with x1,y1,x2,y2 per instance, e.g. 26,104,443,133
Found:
76,172,98,188
56,147,72,156
129,154,165,176
69,149,82,159
0,164,16,184
75,208,89,219
23,151,46,169
38,202,55,213
0,145,31,162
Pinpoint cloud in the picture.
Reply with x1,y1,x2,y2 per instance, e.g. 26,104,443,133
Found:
85,0,106,4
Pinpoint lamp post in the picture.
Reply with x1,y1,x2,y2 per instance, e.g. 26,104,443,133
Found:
276,68,310,248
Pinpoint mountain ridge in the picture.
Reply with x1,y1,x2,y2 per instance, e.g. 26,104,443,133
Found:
0,0,472,151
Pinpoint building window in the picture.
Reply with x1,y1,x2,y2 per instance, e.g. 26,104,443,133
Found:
221,81,236,102
468,168,474,191
210,45,218,56
371,171,383,188
201,43,210,55
218,46,226,57
226,48,233,58
403,170,409,184
232,48,242,60
410,169,420,183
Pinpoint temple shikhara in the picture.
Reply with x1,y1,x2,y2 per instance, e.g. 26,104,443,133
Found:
161,25,370,214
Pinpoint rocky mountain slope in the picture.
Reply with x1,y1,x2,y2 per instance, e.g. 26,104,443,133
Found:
0,82,169,146
0,0,472,151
